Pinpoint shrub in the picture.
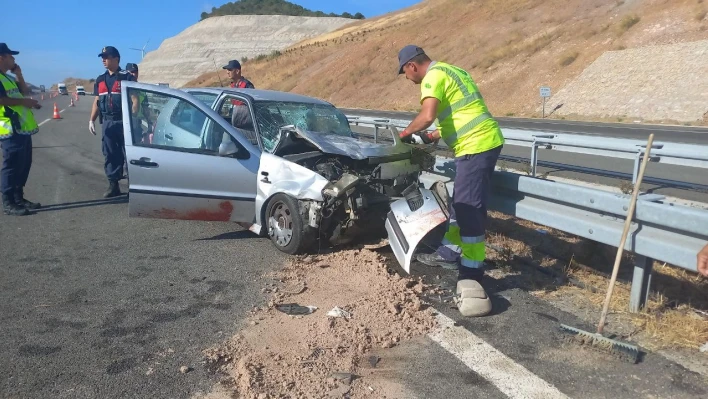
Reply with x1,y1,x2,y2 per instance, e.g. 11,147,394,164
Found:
559,51,579,66
619,15,640,32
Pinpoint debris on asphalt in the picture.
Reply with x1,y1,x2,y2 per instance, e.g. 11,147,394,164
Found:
329,372,354,385
199,248,437,398
326,306,352,319
363,238,389,250
179,365,191,374
328,384,351,398
275,303,318,315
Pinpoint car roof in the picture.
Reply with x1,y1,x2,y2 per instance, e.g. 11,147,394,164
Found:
182,87,332,106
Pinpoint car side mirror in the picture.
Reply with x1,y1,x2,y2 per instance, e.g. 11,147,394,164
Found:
218,140,239,157
219,138,250,160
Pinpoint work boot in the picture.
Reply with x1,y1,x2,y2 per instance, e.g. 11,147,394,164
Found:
14,188,41,210
455,279,492,317
103,180,122,198
416,252,458,270
2,193,30,216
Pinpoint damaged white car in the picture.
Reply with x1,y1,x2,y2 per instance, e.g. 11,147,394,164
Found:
120,82,448,270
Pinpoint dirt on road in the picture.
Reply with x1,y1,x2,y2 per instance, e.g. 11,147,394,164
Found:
198,248,438,398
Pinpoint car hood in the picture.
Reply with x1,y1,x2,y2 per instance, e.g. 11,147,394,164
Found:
296,129,411,162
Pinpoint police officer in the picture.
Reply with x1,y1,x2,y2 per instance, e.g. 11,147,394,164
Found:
223,60,254,89
89,46,137,198
398,45,505,317
0,43,41,216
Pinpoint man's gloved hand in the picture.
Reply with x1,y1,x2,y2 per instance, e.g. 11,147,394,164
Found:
400,129,436,145
89,120,96,136
415,131,436,144
400,134,417,144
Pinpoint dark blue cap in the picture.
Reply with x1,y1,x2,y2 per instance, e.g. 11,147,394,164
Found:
222,60,241,70
398,45,425,74
126,63,139,72
0,43,19,55
98,46,120,58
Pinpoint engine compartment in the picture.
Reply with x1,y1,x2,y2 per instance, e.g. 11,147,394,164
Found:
275,130,436,246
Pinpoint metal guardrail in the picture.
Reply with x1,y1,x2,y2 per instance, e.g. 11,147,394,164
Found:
346,115,708,188
346,114,708,312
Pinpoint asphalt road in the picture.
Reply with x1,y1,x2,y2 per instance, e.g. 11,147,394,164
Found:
344,108,708,203
1,96,706,398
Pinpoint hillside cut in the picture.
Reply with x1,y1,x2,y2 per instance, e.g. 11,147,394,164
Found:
549,39,708,123
138,15,354,88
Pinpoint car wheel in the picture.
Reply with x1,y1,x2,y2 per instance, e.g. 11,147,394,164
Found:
265,193,312,254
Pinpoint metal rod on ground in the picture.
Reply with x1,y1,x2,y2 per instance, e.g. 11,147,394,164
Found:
559,133,654,364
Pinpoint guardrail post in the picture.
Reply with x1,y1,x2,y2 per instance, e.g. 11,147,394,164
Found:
632,151,643,184
629,255,654,312
373,125,379,143
530,142,539,177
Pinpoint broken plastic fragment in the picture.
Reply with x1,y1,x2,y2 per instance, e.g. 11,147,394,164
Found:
700,342,708,353
275,303,318,315
326,306,352,319
329,372,354,385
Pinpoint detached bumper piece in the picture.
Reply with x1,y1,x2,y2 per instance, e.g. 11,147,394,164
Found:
386,182,450,273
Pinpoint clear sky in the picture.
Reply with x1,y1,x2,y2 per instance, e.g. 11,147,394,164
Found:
3,0,419,87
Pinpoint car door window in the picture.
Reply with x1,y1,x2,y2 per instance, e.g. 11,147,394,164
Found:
218,95,259,147
127,88,232,154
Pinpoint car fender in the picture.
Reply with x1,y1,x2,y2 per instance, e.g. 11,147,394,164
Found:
251,153,330,235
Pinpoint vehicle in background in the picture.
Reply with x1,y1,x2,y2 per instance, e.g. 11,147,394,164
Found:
57,83,68,95
76,86,86,96
39,85,45,93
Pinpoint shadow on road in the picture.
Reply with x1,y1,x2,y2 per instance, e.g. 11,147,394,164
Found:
197,230,255,241
36,197,128,212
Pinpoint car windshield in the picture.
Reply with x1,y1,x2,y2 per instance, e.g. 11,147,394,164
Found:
252,100,352,152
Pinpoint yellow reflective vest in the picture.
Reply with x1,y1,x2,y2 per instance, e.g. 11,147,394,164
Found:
0,72,39,140
420,62,503,157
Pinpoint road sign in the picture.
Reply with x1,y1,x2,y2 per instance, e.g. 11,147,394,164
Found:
540,86,551,98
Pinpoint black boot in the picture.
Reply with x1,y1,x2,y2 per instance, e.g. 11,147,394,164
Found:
2,193,30,216
14,188,41,210
103,180,122,198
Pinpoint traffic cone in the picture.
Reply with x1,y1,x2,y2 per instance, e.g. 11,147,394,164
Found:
53,103,61,119
69,98,74,107
41,94,44,101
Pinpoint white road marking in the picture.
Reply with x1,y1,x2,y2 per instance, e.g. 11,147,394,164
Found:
428,313,569,399
37,108,68,126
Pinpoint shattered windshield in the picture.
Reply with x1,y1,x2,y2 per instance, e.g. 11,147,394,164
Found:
253,101,353,152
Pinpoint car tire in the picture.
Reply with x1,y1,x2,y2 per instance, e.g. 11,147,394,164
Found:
265,193,313,255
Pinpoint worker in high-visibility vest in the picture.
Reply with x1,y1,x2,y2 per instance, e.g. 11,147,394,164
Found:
0,43,41,216
398,45,504,317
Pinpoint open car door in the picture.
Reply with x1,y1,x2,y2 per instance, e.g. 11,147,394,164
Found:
119,82,261,223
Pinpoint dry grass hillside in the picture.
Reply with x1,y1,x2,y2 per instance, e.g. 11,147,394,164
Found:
187,0,708,119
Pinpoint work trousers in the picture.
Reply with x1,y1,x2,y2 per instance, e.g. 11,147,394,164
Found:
102,120,125,182
436,145,502,280
1,134,33,196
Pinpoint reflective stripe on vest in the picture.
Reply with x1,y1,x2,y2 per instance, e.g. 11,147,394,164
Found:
429,64,493,148
0,74,39,140
442,111,493,147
